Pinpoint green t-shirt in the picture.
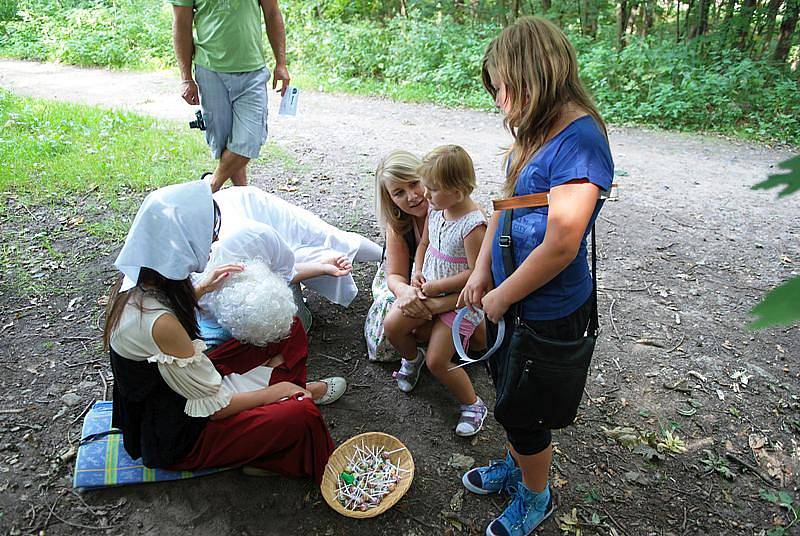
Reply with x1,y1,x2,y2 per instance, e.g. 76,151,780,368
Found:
169,0,266,73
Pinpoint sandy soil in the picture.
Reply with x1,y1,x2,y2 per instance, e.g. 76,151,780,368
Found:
1,59,799,536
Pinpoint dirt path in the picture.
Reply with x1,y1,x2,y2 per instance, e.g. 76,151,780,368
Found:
1,59,799,536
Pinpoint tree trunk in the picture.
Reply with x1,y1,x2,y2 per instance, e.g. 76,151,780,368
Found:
619,0,631,48
541,0,551,13
721,0,738,44
689,0,710,37
676,0,682,42
684,0,696,39
772,0,799,61
759,0,784,55
642,0,656,35
625,0,640,36
699,0,710,35
736,0,757,49
581,0,600,37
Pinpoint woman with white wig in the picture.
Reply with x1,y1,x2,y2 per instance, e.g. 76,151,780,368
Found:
212,185,383,308
103,181,335,483
195,220,354,346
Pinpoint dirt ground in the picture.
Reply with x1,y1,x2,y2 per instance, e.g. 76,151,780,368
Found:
1,59,799,535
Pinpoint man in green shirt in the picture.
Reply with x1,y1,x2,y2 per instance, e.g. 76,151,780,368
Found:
170,0,290,192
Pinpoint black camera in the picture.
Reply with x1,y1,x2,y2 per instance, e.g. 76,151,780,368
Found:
189,110,206,131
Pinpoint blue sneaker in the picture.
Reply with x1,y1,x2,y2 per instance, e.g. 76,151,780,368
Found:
485,482,555,536
462,451,521,495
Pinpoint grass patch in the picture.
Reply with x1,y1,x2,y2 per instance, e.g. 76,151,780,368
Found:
2,0,797,145
0,90,302,302
0,88,298,300
0,88,214,202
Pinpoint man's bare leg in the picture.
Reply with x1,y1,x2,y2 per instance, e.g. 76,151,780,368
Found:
211,149,249,192
230,164,247,186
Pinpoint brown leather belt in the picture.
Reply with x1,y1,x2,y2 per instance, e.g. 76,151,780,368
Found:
491,181,617,211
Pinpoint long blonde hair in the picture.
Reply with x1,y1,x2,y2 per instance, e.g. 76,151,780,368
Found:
482,16,607,197
375,150,422,235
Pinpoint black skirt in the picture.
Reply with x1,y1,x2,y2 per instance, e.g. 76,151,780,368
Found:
109,348,208,468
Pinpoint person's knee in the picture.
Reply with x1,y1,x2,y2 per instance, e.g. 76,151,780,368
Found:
383,310,405,339
270,399,323,433
505,426,552,456
425,354,448,377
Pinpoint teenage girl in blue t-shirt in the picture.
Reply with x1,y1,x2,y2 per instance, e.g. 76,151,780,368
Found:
457,16,614,536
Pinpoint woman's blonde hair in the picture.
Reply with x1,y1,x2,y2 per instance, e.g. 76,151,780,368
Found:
417,145,476,198
375,150,422,235
482,16,607,197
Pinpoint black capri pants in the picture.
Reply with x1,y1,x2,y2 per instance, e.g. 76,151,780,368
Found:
488,296,593,456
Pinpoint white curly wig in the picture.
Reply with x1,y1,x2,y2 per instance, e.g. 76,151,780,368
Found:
203,260,297,346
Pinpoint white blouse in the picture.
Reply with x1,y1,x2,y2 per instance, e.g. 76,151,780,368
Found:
147,339,234,418
111,291,245,418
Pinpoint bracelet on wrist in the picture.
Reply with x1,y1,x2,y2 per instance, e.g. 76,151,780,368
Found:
181,79,195,84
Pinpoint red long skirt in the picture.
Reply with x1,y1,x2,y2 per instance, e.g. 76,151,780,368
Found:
169,319,334,484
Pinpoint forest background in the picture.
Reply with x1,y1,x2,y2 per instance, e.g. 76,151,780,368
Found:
0,0,798,145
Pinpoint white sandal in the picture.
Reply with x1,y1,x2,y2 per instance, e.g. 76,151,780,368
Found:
313,377,347,405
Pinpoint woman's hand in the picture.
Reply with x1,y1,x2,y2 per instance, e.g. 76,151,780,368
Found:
210,381,310,420
270,381,312,401
321,254,352,277
195,263,245,298
480,287,512,323
457,265,493,311
395,284,432,320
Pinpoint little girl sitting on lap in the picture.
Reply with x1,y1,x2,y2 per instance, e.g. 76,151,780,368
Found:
383,145,488,437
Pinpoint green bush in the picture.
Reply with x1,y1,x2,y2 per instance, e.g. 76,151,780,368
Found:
0,0,797,144
0,0,17,21
288,17,799,144
0,0,172,68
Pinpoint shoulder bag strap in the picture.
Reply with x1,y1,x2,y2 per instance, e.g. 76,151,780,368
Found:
500,208,599,336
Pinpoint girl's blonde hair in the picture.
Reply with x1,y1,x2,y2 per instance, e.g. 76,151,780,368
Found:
482,16,607,197
417,145,476,198
375,150,422,235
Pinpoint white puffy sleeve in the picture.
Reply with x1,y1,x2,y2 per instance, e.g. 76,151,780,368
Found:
147,339,233,418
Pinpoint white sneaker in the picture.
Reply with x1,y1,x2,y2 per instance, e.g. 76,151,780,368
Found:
455,398,488,437
392,348,425,393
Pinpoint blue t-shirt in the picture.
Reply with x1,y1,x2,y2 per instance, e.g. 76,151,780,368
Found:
491,115,614,320
197,310,232,348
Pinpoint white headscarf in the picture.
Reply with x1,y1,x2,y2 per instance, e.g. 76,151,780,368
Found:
213,186,362,305
115,181,214,291
208,220,296,283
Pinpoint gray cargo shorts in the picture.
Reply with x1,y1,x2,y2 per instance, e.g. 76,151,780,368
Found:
195,64,270,160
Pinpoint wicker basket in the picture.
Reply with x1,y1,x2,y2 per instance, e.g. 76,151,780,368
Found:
320,432,415,519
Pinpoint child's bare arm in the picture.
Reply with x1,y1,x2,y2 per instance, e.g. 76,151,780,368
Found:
423,269,471,296
411,218,430,288
422,224,486,296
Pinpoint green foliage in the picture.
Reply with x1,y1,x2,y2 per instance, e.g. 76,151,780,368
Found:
0,88,213,200
753,156,800,197
0,0,173,68
750,278,800,329
749,155,800,329
760,489,798,535
0,0,18,21
700,450,735,480
288,14,498,108
0,0,798,143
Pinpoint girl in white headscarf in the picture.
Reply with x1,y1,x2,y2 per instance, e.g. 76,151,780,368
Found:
103,181,334,483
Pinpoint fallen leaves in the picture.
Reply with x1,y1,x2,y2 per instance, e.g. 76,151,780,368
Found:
602,425,687,460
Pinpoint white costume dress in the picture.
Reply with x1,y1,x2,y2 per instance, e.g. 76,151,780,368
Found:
213,186,382,306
